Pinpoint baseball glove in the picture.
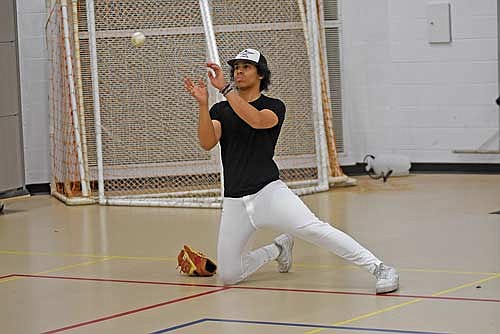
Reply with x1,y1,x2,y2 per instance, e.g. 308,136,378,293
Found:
177,245,217,277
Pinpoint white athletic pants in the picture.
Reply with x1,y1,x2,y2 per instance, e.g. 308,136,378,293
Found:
217,180,382,285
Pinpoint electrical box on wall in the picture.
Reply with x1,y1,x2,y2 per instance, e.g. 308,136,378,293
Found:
427,2,452,43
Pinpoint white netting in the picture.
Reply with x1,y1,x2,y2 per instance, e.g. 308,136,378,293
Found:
49,0,332,207
48,1,95,204
78,0,222,207
210,0,329,193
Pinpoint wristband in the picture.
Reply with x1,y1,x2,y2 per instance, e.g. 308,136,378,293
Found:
222,86,233,97
219,83,231,95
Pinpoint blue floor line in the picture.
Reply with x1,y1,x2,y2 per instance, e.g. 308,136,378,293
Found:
148,318,207,334
151,318,454,334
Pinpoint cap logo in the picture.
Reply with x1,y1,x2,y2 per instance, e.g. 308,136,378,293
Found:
240,49,256,57
230,48,261,64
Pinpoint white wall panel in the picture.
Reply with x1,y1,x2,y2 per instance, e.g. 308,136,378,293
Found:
341,0,499,162
14,0,500,184
16,0,50,184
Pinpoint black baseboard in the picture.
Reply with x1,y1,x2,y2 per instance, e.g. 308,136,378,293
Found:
15,163,500,197
26,183,51,195
341,162,500,176
410,163,500,174
341,164,368,176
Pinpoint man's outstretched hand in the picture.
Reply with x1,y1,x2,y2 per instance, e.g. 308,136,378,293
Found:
206,62,227,91
184,77,208,106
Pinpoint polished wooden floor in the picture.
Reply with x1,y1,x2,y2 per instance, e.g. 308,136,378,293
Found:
1,174,499,334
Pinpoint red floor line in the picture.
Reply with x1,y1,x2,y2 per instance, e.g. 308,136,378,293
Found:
236,286,500,303
0,274,15,279
15,274,220,288
15,274,500,303
41,287,229,334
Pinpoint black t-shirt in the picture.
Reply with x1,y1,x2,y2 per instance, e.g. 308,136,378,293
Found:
209,95,286,197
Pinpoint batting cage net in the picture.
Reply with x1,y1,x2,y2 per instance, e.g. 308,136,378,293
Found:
48,0,346,207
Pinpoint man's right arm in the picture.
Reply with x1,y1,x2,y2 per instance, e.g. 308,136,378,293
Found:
198,103,221,151
184,77,221,151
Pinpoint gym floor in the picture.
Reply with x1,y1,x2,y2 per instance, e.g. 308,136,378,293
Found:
1,174,499,334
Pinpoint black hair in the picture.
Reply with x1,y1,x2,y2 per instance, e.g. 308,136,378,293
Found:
229,54,271,92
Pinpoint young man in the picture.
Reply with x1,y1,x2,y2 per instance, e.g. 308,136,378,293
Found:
184,49,399,294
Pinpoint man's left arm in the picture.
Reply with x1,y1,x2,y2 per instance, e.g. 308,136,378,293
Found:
206,62,278,129
225,92,278,129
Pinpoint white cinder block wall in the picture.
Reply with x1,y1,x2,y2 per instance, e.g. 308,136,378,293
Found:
16,0,50,184
14,0,500,185
340,0,499,163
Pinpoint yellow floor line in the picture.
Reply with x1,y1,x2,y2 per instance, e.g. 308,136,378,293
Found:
110,255,175,261
304,299,423,334
333,299,423,326
0,250,175,262
397,268,498,276
304,273,500,334
293,263,497,276
0,257,114,284
431,273,500,297
37,257,115,275
0,250,108,258
1,250,498,275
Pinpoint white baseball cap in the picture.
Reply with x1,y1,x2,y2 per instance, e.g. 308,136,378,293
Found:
227,48,263,66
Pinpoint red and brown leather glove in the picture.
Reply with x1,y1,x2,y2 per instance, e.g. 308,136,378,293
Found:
177,245,217,277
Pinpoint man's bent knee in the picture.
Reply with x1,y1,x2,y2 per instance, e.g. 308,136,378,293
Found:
218,267,244,285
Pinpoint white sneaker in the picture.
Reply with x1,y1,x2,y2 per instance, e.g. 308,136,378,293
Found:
273,234,294,273
374,263,399,294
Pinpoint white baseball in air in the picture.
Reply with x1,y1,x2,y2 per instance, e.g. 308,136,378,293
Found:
131,32,146,47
